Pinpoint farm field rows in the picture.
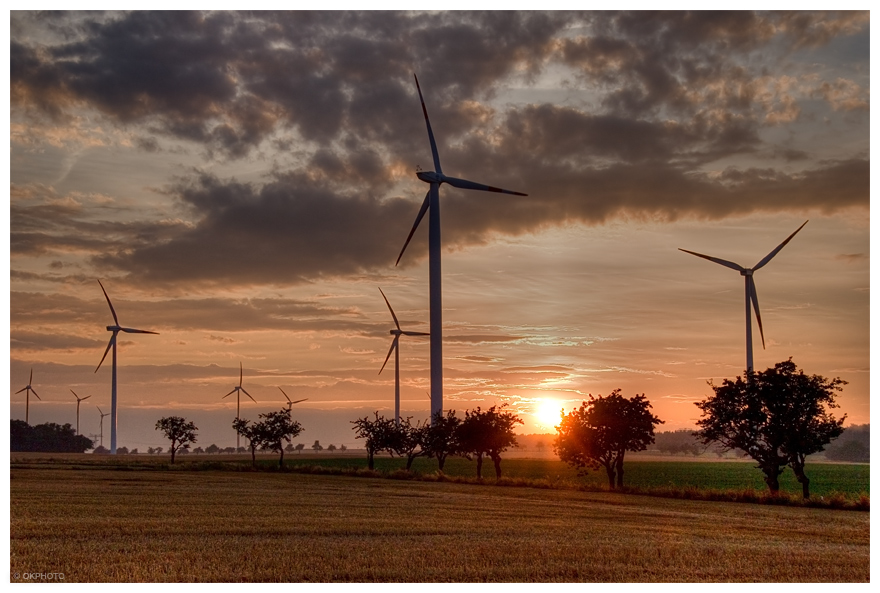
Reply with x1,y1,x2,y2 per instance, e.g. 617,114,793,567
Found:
10,464,870,582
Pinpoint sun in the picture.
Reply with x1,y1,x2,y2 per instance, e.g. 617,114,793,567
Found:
534,399,564,430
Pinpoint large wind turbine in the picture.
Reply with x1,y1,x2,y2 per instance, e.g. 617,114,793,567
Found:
378,288,429,426
95,280,158,454
397,74,527,418
223,362,257,450
97,407,110,448
70,389,91,436
15,369,41,424
279,387,307,412
679,220,808,373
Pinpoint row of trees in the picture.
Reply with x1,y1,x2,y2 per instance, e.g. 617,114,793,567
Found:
351,405,523,478
11,420,93,453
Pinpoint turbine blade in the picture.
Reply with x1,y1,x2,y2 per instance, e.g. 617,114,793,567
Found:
678,248,744,272
29,368,33,384
402,331,430,337
379,339,397,375
749,276,766,349
97,280,119,326
15,387,27,394
291,398,308,404
82,395,91,401
71,389,79,399
239,362,243,388
95,334,116,373
443,175,528,196
31,388,41,400
414,74,442,175
396,190,430,266
242,388,257,403
752,220,809,271
97,407,104,415
379,287,401,331
279,387,292,403
222,389,236,399
120,327,159,334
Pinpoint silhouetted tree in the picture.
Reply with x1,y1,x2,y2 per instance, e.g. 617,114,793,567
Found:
93,445,109,454
340,444,347,452
222,446,235,454
155,416,198,464
420,410,461,472
10,420,93,453
206,444,220,454
459,405,522,479
555,390,663,488
295,443,305,454
155,446,164,455
130,448,139,455
327,444,337,453
233,418,261,467
312,440,323,452
695,360,846,498
285,443,295,453
117,446,129,455
252,409,304,468
192,446,204,454
351,412,397,470
390,417,428,470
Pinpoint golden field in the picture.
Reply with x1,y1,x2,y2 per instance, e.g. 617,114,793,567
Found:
9,462,869,582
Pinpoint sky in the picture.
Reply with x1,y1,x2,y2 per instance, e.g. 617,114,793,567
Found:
6,10,871,451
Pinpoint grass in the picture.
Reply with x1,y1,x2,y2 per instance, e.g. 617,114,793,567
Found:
10,466,870,582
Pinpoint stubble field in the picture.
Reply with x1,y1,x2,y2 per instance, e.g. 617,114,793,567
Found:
10,463,870,582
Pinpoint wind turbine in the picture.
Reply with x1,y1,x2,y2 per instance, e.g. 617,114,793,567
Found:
278,387,307,413
679,220,808,373
70,390,91,436
15,369,41,424
95,280,158,454
378,288,429,426
97,407,110,448
396,74,527,418
223,362,256,450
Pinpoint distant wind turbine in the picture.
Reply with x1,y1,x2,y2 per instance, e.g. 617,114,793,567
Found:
397,74,527,418
223,362,257,450
679,220,808,373
378,288,429,426
279,387,307,412
95,280,158,454
70,390,92,436
97,407,110,448
15,368,41,425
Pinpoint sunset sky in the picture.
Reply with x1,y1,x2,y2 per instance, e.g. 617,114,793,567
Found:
7,10,870,450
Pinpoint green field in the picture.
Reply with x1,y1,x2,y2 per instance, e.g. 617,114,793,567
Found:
10,465,870,582
280,455,869,498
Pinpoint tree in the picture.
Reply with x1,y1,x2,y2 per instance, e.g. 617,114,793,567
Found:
340,444,347,452
823,424,869,462
555,390,663,489
327,444,337,453
130,448,139,455
117,446,129,455
390,417,428,470
155,416,198,464
351,412,398,470
206,444,220,454
155,447,164,455
420,410,461,472
312,440,323,452
10,420,93,453
295,443,305,454
192,446,204,454
233,418,261,467
253,409,304,468
654,429,703,456
695,360,846,498
459,405,523,479
285,443,295,453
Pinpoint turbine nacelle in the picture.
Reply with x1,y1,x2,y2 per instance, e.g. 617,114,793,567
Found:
417,170,442,184
741,269,754,277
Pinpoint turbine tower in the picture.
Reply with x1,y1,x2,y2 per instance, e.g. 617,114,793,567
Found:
97,407,110,448
378,288,429,426
70,389,92,435
95,280,158,454
15,369,41,424
279,387,307,413
679,220,808,372
223,362,256,450
397,74,527,418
